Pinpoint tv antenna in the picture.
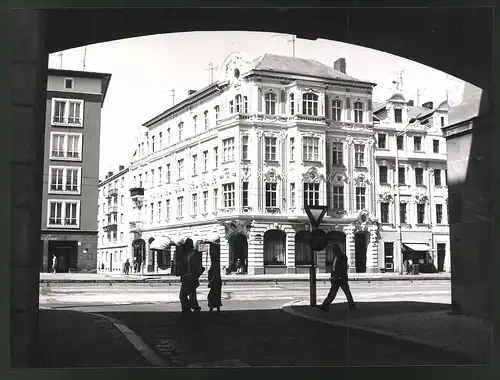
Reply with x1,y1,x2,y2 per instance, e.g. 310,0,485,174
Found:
389,69,404,92
205,62,218,83
169,89,175,107
57,52,63,69
288,35,296,57
412,88,427,106
81,46,88,71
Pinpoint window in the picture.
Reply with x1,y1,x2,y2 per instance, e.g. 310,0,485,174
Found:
192,194,198,215
166,199,171,219
303,183,320,206
400,203,407,224
242,182,249,207
120,232,124,243
138,174,142,187
145,172,149,188
303,136,319,161
51,98,84,126
48,200,80,228
121,177,124,188
332,99,342,121
415,168,424,186
178,122,184,141
64,78,74,90
333,186,344,210
354,144,365,167
397,135,404,150
203,151,208,172
222,138,235,162
177,159,184,179
151,136,155,153
151,169,155,186
193,115,197,134
265,183,277,207
203,191,208,213
167,128,171,144
354,101,363,123
120,214,124,224
440,116,445,127
166,164,171,183
177,197,184,217
433,139,440,153
398,167,406,185
378,134,387,149
158,201,162,221
214,147,219,168
50,132,82,161
436,204,443,224
290,137,295,161
158,166,162,184
159,132,163,150
290,183,296,207
204,111,209,130
379,166,388,184
414,136,422,151
434,169,442,186
213,189,218,209
332,142,343,165
222,183,235,208
265,92,277,115
394,108,402,123
192,155,197,176
49,166,81,194
214,105,220,124
242,136,249,160
289,93,295,115
302,93,319,116
265,136,277,161
243,96,248,113
113,232,117,243
235,95,243,113
120,195,124,206
381,202,389,223
355,187,366,210
417,203,425,224
229,100,234,114
150,202,154,222
264,230,286,266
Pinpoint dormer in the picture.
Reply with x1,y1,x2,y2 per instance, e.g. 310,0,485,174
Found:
387,92,407,124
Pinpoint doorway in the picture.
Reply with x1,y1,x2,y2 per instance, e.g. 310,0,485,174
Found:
229,233,248,273
48,240,78,273
437,243,446,272
354,232,368,273
384,242,394,272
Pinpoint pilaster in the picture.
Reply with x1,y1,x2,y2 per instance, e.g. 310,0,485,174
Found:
366,226,379,272
344,225,356,272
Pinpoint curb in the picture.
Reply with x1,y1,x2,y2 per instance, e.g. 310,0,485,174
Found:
280,301,481,364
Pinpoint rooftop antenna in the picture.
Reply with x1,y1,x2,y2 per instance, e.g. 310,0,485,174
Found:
205,62,218,84
412,88,427,106
169,89,175,107
81,46,88,71
389,69,404,92
57,51,63,69
287,35,296,57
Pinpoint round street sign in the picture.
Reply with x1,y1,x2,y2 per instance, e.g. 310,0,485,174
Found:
309,228,328,251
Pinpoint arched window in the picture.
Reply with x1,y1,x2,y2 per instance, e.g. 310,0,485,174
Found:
325,231,347,267
302,93,319,116
289,93,295,115
204,110,209,130
264,229,286,265
193,115,197,134
354,101,363,123
332,99,342,121
214,105,220,124
235,95,243,113
178,122,184,140
295,231,312,265
229,100,234,114
265,91,277,115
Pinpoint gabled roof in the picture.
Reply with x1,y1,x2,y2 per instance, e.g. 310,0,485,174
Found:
408,106,434,120
252,53,376,86
373,100,389,113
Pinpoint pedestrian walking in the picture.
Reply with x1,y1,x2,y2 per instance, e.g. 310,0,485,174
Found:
51,254,57,274
319,245,356,312
124,259,130,275
179,239,205,317
236,258,243,274
408,258,413,274
207,252,222,312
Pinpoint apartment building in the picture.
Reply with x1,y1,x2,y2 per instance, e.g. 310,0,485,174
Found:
40,69,112,273
373,94,450,273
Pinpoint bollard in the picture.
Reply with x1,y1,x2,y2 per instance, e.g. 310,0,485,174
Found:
309,263,317,306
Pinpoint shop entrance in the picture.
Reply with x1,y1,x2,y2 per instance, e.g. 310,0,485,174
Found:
229,233,248,273
354,232,368,273
48,240,78,273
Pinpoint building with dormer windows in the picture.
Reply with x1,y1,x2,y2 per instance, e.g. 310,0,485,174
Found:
373,95,450,274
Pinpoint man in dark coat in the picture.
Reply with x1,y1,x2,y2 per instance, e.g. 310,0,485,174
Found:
179,239,204,316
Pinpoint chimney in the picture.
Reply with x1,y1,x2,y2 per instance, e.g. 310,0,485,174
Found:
407,100,414,106
108,171,113,177
188,90,197,96
334,58,346,74
422,101,434,109
119,165,125,171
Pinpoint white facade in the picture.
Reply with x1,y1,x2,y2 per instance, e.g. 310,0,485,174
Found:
373,94,451,273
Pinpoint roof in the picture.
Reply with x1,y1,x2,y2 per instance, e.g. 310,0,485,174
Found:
408,106,434,120
252,53,376,86
47,68,112,105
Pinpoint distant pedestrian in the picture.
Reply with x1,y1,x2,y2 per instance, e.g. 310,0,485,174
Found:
236,258,243,274
319,245,356,312
408,258,413,274
124,259,130,275
207,254,222,312
51,255,57,274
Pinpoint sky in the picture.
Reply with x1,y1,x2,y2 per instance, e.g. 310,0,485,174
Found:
47,31,466,179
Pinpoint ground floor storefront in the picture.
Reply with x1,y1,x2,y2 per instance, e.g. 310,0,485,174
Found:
41,231,97,273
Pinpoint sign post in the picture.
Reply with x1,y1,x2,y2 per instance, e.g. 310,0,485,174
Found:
304,205,328,307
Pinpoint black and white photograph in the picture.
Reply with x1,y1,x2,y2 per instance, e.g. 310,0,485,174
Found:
7,6,494,371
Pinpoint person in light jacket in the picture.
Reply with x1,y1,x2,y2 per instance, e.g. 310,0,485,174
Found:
319,245,356,312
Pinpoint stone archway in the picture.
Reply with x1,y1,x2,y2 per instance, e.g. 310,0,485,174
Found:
354,232,369,273
228,233,248,274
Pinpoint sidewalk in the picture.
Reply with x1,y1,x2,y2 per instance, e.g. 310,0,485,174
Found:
37,309,153,368
39,272,451,284
282,300,492,364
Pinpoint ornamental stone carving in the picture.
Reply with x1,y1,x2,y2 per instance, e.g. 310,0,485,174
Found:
345,135,354,145
379,160,389,167
302,167,326,183
254,125,263,140
378,192,394,203
330,172,348,185
279,128,287,141
241,164,251,182
415,162,426,169
264,168,282,182
220,167,236,181
354,173,371,186
219,220,252,239
414,193,430,204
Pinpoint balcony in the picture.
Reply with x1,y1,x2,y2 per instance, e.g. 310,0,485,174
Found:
103,223,118,232
129,187,144,198
106,206,118,215
294,114,326,123
106,188,118,198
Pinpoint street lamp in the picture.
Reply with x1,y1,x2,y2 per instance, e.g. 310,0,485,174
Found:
395,114,421,275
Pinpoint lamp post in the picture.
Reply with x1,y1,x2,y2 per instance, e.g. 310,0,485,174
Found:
395,115,421,275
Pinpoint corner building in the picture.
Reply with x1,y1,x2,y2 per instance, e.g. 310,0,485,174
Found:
126,52,383,274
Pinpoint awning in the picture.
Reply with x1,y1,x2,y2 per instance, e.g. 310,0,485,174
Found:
167,234,186,246
149,236,172,250
403,243,431,252
200,231,220,244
